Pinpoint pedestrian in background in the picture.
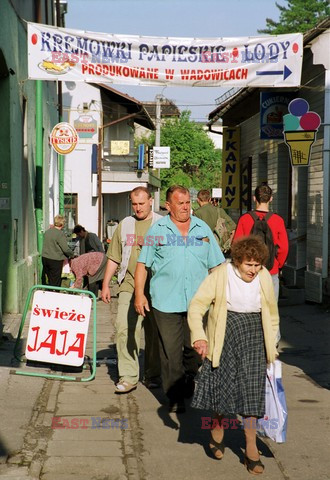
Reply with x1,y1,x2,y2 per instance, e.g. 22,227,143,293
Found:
42,215,74,287
70,252,108,296
194,189,236,254
101,187,161,394
188,235,279,475
73,224,104,255
194,189,220,231
233,184,288,302
135,185,224,413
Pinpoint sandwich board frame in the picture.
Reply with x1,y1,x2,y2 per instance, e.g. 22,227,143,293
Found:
12,285,97,382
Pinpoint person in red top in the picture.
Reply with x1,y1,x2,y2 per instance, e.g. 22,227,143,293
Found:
233,184,289,302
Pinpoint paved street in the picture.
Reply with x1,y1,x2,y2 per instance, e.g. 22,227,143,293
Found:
0,289,329,480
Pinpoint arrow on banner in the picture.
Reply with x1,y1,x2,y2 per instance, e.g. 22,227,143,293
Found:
256,65,292,81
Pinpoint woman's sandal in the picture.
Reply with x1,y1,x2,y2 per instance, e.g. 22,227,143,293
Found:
244,455,265,475
209,433,225,460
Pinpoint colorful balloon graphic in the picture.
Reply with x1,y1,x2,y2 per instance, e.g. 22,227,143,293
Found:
288,98,309,117
292,43,299,54
283,114,300,131
300,112,321,131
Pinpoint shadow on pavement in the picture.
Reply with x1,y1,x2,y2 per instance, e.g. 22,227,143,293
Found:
0,434,8,463
278,303,330,390
98,344,119,384
0,332,21,369
148,388,274,464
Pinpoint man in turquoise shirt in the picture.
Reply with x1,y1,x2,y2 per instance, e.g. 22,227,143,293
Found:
135,185,224,413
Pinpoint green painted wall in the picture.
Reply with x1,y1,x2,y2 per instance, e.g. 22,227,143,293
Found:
0,1,58,312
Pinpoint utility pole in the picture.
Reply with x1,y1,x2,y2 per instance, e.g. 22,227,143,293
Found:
153,94,162,211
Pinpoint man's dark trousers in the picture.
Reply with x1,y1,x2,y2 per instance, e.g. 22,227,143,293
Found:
153,308,200,402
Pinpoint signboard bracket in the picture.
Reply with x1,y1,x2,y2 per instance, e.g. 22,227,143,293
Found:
11,285,97,382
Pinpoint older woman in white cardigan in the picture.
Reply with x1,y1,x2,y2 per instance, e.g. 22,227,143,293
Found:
188,235,279,475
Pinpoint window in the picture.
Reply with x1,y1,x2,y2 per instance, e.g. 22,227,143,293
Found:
258,152,268,185
64,194,77,232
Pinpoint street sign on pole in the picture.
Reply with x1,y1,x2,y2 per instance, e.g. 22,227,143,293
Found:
153,147,170,169
148,148,154,168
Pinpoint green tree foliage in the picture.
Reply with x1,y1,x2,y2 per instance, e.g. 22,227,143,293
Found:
136,110,222,202
258,0,330,34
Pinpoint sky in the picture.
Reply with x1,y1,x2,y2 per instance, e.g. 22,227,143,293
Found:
65,0,281,122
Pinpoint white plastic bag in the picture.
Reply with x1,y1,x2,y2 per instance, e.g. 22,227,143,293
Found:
257,360,288,443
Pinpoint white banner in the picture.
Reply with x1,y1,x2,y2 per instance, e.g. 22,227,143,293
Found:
28,23,303,88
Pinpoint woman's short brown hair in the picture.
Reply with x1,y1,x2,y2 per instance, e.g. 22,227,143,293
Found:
231,235,269,267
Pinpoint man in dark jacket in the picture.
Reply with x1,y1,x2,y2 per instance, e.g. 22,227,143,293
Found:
73,225,104,254
194,189,236,253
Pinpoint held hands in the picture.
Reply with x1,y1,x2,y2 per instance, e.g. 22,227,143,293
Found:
193,340,208,359
134,294,150,317
101,286,111,304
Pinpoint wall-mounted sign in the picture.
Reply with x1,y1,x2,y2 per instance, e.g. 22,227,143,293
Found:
137,144,146,170
189,187,198,202
153,147,170,169
50,122,78,155
212,188,222,198
73,115,98,140
111,141,130,155
0,198,10,210
260,92,294,139
222,128,240,209
26,290,91,367
283,98,321,167
28,23,303,88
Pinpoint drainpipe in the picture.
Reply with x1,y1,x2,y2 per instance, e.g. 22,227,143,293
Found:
35,0,44,280
35,80,43,276
208,125,223,136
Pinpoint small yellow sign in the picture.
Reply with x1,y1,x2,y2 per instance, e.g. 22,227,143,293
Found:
222,127,240,209
111,141,130,155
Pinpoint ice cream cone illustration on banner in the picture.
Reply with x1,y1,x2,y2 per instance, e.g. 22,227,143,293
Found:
283,98,321,167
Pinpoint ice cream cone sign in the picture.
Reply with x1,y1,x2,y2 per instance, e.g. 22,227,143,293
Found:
283,98,321,167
